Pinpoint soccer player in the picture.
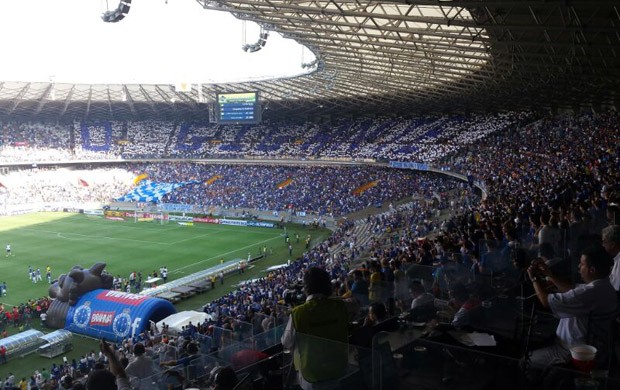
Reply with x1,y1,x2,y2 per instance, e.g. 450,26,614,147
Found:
5,244,10,257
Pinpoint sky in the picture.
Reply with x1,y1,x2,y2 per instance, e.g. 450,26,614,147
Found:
0,0,315,85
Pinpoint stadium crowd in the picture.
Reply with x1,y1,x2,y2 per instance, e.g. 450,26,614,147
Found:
0,162,460,217
1,112,533,163
0,110,618,389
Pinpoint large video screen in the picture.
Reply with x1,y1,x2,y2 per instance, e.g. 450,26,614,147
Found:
216,92,262,124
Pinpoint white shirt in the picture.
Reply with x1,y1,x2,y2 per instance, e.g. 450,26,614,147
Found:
548,278,617,346
411,293,435,310
125,354,158,379
608,252,620,290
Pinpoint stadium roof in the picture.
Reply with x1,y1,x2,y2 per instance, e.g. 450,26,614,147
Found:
0,0,619,121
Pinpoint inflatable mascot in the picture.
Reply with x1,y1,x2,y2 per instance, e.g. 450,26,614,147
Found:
47,263,176,342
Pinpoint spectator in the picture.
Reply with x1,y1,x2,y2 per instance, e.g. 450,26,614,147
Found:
602,225,620,290
124,343,158,388
282,267,349,390
527,246,617,371
85,339,131,390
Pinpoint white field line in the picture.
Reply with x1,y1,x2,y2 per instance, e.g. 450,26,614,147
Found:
169,235,282,275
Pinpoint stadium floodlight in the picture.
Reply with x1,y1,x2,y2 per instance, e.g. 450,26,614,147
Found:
102,0,132,23
242,27,269,53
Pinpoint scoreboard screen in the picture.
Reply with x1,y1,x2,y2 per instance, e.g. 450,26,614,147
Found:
216,92,262,124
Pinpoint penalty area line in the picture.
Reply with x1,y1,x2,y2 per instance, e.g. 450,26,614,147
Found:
170,236,281,275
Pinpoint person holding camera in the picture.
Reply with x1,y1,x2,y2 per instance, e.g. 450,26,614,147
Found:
83,339,131,390
526,245,617,370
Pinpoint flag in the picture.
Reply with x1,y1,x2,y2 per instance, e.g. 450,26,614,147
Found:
174,82,192,92
133,173,149,185
0,182,5,189
116,180,200,202
78,179,89,187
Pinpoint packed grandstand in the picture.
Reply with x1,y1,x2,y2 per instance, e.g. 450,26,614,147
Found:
0,110,618,389
1,0,619,388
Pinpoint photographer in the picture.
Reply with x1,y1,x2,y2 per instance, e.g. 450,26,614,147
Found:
526,245,617,370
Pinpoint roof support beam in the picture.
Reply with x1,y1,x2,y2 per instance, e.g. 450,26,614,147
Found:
60,85,75,118
9,83,31,115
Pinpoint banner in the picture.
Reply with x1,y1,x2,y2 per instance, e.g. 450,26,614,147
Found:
104,211,133,218
220,219,248,226
84,210,104,216
116,180,200,202
276,178,294,189
133,174,148,186
194,217,220,224
168,215,194,222
389,161,429,171
247,221,276,228
159,203,194,213
205,175,223,185
352,180,379,196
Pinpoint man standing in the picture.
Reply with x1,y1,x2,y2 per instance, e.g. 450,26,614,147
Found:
5,244,10,257
0,344,6,364
527,245,617,369
125,343,158,388
160,342,203,380
281,267,349,389
602,225,620,290
210,274,216,289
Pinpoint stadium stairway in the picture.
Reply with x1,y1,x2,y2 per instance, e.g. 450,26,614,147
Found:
328,220,374,259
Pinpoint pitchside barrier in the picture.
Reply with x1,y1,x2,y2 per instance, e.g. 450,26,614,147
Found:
106,201,337,228
139,257,257,300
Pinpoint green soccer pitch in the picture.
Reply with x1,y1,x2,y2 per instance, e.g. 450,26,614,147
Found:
0,212,330,380
0,212,328,306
